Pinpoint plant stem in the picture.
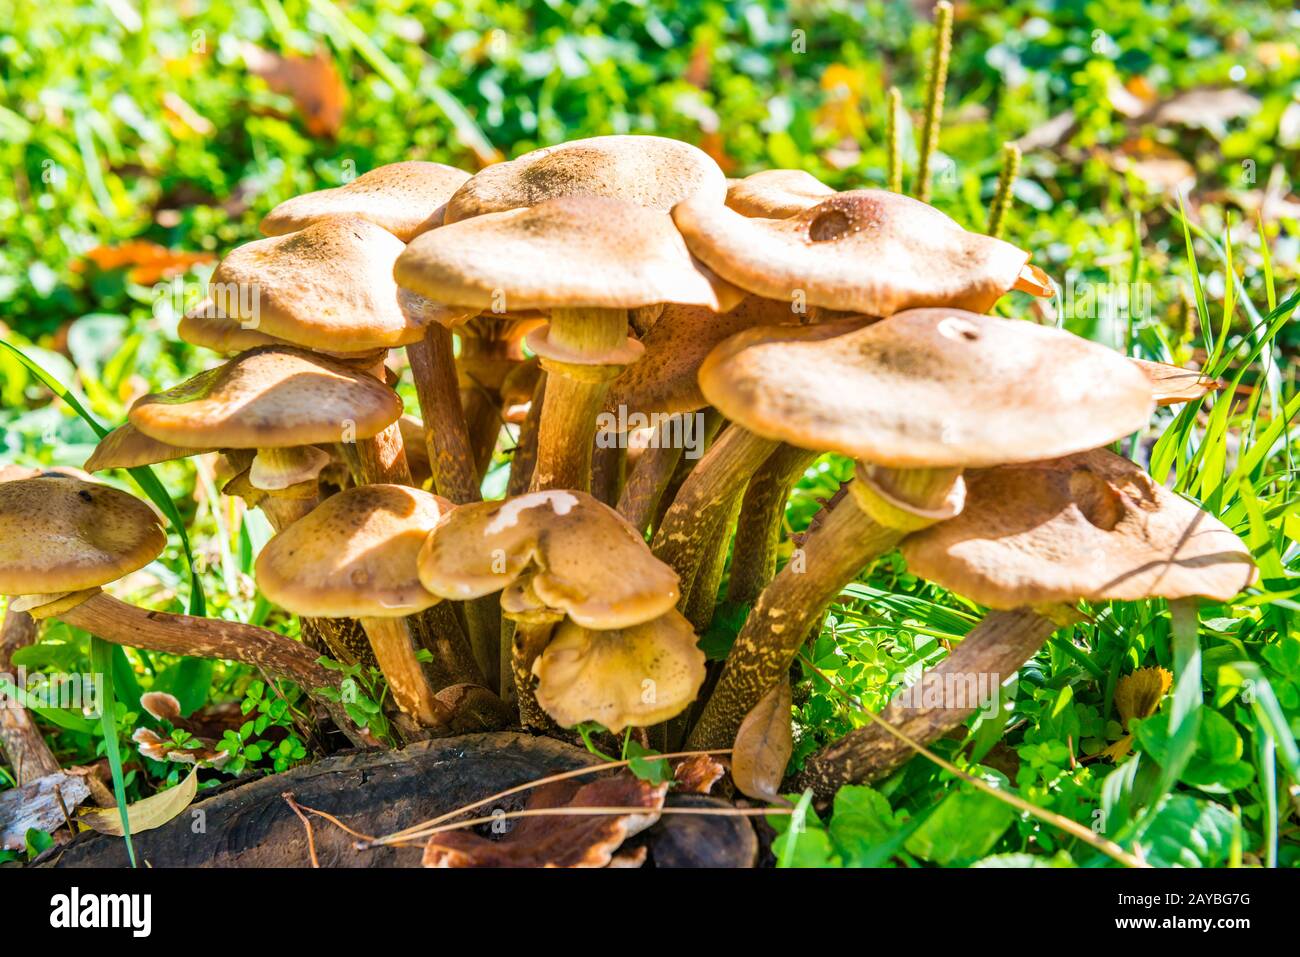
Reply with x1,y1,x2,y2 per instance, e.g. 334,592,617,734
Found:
507,371,547,497
408,324,482,505
511,619,558,731
726,445,819,607
885,85,904,194
358,616,452,729
617,424,685,534
986,142,1021,239
915,0,953,203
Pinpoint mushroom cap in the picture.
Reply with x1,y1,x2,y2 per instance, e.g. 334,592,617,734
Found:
602,295,802,425
417,489,679,629
260,161,471,242
900,448,1257,606
674,189,1033,315
1131,358,1221,406
443,135,726,223
0,476,165,595
210,216,430,351
396,196,734,312
129,346,403,450
177,299,390,365
84,423,216,472
725,169,835,218
255,484,452,619
531,610,706,732
699,309,1154,469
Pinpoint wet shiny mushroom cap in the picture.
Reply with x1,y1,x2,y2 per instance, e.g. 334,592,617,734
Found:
725,169,835,219
128,346,403,450
209,216,432,351
260,161,471,242
416,489,680,629
900,448,1257,606
395,195,737,314
674,189,1039,315
443,135,727,223
0,476,165,595
699,308,1155,469
531,610,706,732
255,484,453,619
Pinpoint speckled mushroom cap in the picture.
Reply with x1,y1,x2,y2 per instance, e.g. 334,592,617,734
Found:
129,347,403,450
255,484,453,619
602,295,803,426
443,135,726,224
209,216,431,351
84,423,217,473
416,489,680,629
674,189,1038,315
179,299,282,354
0,476,165,595
900,448,1257,606
260,161,471,242
699,309,1155,469
725,169,835,219
531,610,706,732
396,196,736,313
1131,358,1221,406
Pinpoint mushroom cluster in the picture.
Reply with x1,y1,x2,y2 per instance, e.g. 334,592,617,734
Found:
8,133,1249,796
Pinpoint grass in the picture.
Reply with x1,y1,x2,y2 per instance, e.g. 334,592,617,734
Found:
1,0,1298,867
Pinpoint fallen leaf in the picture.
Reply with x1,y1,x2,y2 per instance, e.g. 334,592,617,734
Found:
673,753,726,794
79,766,200,835
731,678,793,801
80,241,215,284
243,44,346,138
1101,666,1172,762
1149,88,1260,135
422,771,667,868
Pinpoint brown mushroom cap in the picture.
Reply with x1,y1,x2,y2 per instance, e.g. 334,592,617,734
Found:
725,169,835,218
900,448,1257,606
443,135,726,223
531,609,706,732
178,299,282,353
84,423,217,473
699,309,1155,469
674,189,1035,315
417,489,679,629
396,196,735,313
209,216,430,351
260,161,471,242
128,346,403,450
255,484,452,619
602,295,802,425
0,476,165,595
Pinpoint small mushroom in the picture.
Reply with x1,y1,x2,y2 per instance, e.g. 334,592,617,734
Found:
724,168,835,218
260,161,471,241
685,309,1155,749
255,484,479,727
674,188,1052,316
795,448,1256,793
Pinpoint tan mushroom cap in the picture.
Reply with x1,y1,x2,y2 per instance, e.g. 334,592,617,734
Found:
699,309,1155,469
901,448,1257,606
0,476,165,595
674,189,1038,315
179,299,282,353
1131,358,1222,406
396,195,736,313
210,216,431,351
417,489,679,629
255,484,452,619
725,169,835,219
443,135,726,224
602,295,802,425
85,423,217,473
0,465,92,483
260,161,471,242
129,346,403,450
532,609,706,732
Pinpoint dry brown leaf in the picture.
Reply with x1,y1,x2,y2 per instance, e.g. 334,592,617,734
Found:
80,767,200,836
244,44,346,138
730,678,792,801
1131,358,1222,406
422,771,667,868
673,752,727,794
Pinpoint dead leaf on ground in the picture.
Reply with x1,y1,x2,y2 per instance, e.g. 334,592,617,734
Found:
1108,139,1196,194
730,678,793,801
673,752,727,794
422,771,667,868
79,766,200,836
1149,88,1260,135
243,44,346,138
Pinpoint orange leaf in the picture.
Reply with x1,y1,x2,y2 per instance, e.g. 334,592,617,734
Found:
244,45,347,139
81,241,215,284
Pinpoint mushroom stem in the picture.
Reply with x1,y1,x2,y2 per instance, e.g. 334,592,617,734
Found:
507,371,547,496
617,425,685,534
726,445,819,607
530,307,629,492
511,619,558,731
794,609,1059,798
464,387,503,481
358,616,451,729
1,607,62,784
683,491,744,633
590,440,627,507
408,324,482,505
685,467,963,750
340,423,413,486
651,426,778,595
250,446,330,491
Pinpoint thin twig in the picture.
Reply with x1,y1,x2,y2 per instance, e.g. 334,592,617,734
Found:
419,805,788,839
281,791,320,868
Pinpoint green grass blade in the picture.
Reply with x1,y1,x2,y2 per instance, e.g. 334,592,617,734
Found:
91,636,136,867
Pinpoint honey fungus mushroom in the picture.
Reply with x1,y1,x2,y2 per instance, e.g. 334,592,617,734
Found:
724,169,835,219
0,476,346,718
794,448,1257,795
684,309,1155,750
